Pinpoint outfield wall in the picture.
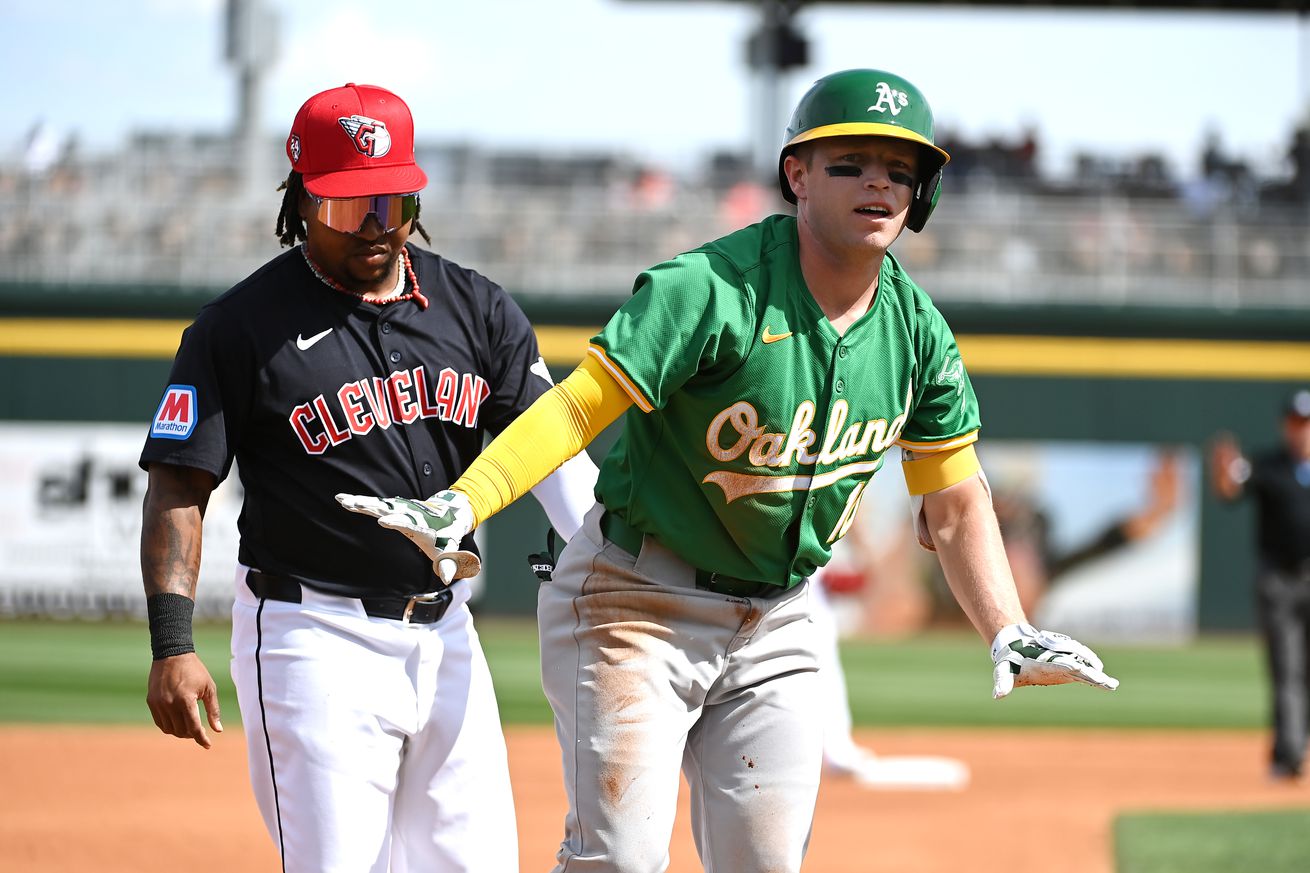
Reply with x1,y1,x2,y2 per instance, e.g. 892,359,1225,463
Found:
1,281,1307,632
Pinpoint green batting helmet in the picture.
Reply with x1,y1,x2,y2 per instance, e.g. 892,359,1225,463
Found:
779,69,951,232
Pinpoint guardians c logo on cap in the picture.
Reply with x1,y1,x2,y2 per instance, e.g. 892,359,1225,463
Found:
338,115,391,159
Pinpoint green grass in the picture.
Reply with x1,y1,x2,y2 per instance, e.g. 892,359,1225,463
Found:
0,618,1270,729
0,620,236,725
840,632,1268,729
479,618,553,724
1115,810,1310,873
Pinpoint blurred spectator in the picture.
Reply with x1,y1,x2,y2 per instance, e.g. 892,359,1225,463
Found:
716,178,771,234
1202,127,1231,183
4,119,1310,300
1210,390,1310,783
628,166,675,212
891,225,940,271
1198,127,1257,210
1132,153,1174,197
1287,126,1310,204
936,129,974,191
1013,127,1039,180
937,129,1042,191
999,234,1038,275
22,121,63,176
1245,236,1282,280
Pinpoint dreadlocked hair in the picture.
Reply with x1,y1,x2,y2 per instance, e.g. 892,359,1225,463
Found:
275,171,431,248
275,172,308,247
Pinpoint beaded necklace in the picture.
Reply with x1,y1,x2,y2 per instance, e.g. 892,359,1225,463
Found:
300,244,429,309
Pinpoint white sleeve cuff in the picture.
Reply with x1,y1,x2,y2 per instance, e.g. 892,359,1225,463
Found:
529,451,600,543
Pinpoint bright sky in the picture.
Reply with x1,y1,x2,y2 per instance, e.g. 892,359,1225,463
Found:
3,0,1306,179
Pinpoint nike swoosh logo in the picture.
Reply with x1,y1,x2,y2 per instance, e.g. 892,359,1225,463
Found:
762,326,792,344
296,328,333,351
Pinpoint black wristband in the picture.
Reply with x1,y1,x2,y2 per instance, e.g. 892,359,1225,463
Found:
147,593,196,661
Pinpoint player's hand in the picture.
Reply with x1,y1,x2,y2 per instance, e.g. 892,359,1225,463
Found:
1208,432,1249,500
146,652,223,749
990,622,1119,699
335,489,482,580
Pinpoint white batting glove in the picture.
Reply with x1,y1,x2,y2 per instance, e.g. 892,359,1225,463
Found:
335,489,481,581
990,622,1119,699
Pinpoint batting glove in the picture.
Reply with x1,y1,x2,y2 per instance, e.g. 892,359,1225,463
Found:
990,622,1119,699
335,489,481,582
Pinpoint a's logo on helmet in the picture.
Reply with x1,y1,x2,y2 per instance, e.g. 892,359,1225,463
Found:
288,134,302,163
867,82,909,117
337,115,392,158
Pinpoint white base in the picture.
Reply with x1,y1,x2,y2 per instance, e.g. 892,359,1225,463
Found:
825,751,970,791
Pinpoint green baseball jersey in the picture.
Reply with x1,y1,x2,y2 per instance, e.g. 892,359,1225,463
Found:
590,214,979,588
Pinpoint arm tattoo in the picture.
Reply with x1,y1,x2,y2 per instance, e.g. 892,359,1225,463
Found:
140,468,213,599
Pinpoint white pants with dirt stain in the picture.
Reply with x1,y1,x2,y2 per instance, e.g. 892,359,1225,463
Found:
538,505,823,873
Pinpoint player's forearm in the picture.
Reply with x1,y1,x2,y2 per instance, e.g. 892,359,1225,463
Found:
923,477,1026,642
140,465,214,599
453,357,630,526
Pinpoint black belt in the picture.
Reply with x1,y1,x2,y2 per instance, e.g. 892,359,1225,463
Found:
245,570,454,625
598,511,781,599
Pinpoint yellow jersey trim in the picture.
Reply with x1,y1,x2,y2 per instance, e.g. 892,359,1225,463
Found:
896,430,980,453
585,344,654,413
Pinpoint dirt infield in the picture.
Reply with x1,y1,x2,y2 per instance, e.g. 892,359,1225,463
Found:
2,725,1305,872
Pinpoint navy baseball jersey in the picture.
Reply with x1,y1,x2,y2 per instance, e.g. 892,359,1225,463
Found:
140,243,549,597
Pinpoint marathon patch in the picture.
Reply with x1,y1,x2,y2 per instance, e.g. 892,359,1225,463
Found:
151,385,197,440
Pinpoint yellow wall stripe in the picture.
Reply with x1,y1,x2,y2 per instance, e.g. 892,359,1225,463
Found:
533,325,595,365
2,318,1308,381
0,318,190,358
955,334,1310,380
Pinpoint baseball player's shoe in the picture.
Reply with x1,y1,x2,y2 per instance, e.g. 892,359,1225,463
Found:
824,748,969,791
1269,764,1306,785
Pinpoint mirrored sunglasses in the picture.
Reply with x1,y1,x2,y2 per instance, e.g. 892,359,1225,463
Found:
310,193,419,234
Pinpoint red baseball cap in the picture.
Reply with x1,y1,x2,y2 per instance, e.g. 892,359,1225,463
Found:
286,83,428,198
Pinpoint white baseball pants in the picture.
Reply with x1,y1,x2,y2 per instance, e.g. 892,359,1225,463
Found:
230,566,518,873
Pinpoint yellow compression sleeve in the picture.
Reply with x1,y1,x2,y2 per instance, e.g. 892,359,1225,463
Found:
451,356,633,526
900,444,982,496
